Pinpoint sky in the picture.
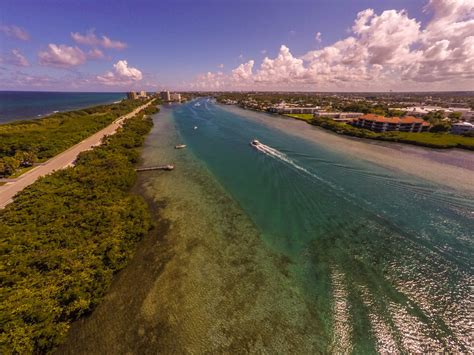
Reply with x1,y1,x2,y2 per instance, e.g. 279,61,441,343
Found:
0,0,473,92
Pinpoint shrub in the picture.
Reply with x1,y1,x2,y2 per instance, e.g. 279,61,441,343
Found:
0,107,157,353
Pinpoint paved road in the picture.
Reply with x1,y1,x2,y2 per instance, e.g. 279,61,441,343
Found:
0,100,154,209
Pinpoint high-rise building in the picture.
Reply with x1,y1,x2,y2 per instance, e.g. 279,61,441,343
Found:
127,91,138,100
170,93,181,102
160,91,171,101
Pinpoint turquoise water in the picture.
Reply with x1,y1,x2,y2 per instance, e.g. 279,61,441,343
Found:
0,91,126,123
171,99,473,352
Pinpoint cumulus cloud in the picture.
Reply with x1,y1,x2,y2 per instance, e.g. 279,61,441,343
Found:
2,49,30,67
38,44,86,68
232,60,254,81
71,30,127,49
0,24,30,41
97,60,143,85
255,45,306,83
193,0,474,90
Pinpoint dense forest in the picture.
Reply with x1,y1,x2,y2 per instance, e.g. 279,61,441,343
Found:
1,104,158,353
0,99,146,177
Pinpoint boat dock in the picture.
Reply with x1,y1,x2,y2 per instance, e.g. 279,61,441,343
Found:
136,164,174,172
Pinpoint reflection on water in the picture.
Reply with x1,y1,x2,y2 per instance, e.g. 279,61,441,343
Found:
59,100,473,354
170,99,473,353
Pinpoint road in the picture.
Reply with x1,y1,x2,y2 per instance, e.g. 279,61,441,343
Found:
0,100,154,209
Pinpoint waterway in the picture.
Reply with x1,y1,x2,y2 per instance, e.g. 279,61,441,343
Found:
59,98,473,354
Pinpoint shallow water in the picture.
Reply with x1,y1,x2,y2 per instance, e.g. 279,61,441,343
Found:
59,99,473,354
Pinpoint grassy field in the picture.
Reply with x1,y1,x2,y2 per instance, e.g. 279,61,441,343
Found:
284,114,314,121
378,131,474,149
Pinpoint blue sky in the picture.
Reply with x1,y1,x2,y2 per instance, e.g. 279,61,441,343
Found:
0,0,472,91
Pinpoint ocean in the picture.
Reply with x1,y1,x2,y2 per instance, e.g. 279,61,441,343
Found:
0,91,126,123
60,98,473,353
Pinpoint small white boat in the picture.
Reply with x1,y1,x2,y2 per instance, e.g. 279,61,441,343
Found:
194,126,198,130
194,102,201,107
175,144,186,149
250,139,261,148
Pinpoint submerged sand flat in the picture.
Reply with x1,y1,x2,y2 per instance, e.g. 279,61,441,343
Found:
58,107,329,353
58,102,473,354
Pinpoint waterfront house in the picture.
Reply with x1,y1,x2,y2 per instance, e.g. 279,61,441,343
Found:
352,114,430,133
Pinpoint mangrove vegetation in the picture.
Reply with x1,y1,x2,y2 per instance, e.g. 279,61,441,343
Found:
0,99,146,178
1,104,158,353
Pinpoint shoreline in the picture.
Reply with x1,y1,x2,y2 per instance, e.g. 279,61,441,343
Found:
219,103,474,195
2,106,157,353
55,99,474,354
0,92,127,124
0,100,154,209
222,103,474,151
57,103,331,354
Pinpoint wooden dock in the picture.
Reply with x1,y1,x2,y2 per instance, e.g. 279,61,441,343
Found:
136,165,174,172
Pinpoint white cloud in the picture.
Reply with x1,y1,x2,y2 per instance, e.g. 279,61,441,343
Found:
38,44,86,68
255,45,306,83
0,24,30,41
71,30,127,49
352,8,421,65
232,60,254,81
2,49,30,67
87,48,105,59
315,32,322,43
193,0,474,90
97,60,143,85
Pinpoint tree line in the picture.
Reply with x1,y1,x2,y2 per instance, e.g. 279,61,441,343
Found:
0,99,146,178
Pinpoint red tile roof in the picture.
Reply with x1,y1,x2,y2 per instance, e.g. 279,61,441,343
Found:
359,114,429,126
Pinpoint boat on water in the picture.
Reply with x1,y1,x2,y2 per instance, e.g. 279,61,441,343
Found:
250,139,261,148
194,126,198,130
194,102,201,107
175,144,186,149
163,164,174,170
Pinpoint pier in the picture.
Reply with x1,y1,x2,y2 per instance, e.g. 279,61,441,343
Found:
136,165,174,172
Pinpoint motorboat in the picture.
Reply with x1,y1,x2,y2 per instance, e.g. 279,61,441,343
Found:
175,144,186,149
194,126,198,130
194,102,201,107
250,139,261,148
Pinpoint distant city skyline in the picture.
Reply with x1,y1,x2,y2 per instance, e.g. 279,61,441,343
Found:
0,0,473,92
